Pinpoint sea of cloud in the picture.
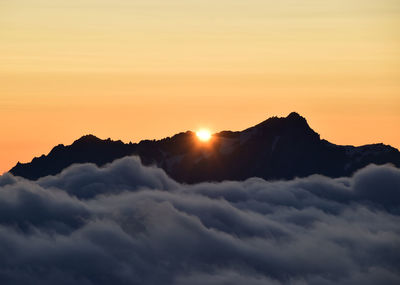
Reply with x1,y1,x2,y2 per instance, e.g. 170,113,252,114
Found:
0,156,399,284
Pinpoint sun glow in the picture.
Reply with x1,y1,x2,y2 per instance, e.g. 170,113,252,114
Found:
196,129,212,142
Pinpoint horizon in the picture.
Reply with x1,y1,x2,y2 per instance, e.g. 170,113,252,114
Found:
1,0,400,174
1,0,399,173
4,111,400,174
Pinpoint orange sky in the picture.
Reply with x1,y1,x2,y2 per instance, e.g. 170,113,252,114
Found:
1,0,399,173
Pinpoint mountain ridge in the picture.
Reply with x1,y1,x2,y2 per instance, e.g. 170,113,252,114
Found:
10,112,400,183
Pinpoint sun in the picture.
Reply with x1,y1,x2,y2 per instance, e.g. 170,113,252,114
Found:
196,129,212,142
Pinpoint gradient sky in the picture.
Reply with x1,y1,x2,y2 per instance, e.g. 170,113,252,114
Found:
1,0,399,173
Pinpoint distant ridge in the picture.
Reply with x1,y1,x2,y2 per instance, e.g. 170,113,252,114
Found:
10,112,400,183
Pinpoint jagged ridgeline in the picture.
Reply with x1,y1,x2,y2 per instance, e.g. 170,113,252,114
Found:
10,112,400,183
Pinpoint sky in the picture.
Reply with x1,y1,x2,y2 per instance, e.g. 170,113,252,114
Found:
1,0,399,173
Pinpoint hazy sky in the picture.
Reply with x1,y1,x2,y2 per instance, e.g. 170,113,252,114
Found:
1,0,399,173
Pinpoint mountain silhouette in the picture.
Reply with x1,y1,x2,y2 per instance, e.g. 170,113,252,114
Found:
10,112,400,183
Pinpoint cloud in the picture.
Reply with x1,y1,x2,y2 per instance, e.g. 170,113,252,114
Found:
0,157,399,284
38,156,179,199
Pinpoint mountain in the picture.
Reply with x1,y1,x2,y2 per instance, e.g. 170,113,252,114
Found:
10,112,400,183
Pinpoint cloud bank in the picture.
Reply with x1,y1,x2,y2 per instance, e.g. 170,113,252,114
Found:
0,156,399,284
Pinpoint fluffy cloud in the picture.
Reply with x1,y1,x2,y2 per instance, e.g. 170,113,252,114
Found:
0,157,399,284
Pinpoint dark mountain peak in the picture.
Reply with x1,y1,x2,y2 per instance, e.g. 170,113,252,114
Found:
284,111,315,133
287,111,304,120
9,113,400,182
48,144,66,156
245,112,319,142
71,135,126,149
251,112,309,129
169,130,195,141
281,111,309,126
10,134,135,180
73,134,102,145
